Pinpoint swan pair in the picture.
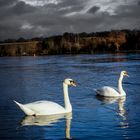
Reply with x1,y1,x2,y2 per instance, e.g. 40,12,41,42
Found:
14,71,128,116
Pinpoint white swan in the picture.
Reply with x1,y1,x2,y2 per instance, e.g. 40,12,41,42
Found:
96,71,129,97
14,78,76,116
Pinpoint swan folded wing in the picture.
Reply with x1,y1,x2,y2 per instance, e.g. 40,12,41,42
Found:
25,100,66,115
96,86,119,97
14,100,35,115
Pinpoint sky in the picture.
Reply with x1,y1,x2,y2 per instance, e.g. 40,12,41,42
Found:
0,0,140,41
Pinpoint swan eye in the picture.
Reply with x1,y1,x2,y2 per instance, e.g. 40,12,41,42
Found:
124,71,127,74
123,71,129,77
70,80,76,86
70,80,73,83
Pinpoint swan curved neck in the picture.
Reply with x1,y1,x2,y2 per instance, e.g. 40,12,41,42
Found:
118,74,124,94
63,83,72,112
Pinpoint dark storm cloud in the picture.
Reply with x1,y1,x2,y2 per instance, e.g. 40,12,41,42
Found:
0,0,18,7
12,1,37,15
0,0,139,41
138,1,140,5
0,1,36,19
87,6,100,14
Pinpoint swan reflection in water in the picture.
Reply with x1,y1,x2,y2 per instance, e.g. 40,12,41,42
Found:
96,95,129,128
21,112,72,139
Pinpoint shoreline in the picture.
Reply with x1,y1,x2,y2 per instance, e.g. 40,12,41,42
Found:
0,50,139,57
0,30,139,56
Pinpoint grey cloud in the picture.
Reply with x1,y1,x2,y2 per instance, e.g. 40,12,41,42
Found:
115,4,140,18
12,1,37,15
58,0,85,7
0,1,36,19
98,4,140,30
0,0,18,7
0,0,139,40
88,6,100,14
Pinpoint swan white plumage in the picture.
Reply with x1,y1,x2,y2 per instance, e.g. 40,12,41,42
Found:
96,71,129,97
14,78,76,116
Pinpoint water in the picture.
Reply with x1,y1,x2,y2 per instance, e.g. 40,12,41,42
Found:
0,53,140,140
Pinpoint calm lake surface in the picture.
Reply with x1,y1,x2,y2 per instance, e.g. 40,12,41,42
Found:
0,53,140,140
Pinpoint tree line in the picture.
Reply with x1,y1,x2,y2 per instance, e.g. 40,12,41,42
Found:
0,30,139,56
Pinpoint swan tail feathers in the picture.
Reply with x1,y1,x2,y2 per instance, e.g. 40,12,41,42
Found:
94,88,103,96
13,100,35,115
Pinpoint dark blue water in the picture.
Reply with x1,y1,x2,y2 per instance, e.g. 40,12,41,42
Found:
0,53,140,140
